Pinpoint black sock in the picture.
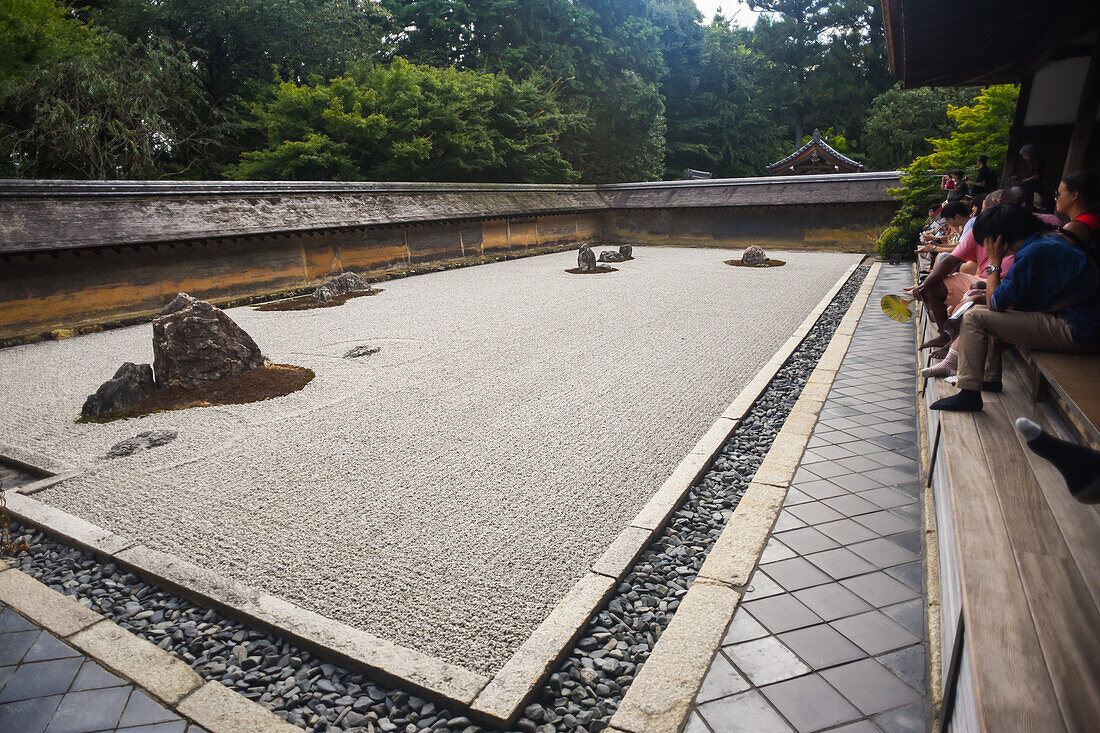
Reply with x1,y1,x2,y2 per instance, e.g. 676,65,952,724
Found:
930,389,983,412
1017,418,1100,503
982,380,1002,393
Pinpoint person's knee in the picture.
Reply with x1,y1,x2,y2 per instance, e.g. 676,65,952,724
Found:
960,305,993,335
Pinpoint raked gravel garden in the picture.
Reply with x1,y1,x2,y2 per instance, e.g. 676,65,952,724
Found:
3,249,867,731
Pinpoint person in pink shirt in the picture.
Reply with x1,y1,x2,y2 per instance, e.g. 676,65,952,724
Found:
907,195,1014,351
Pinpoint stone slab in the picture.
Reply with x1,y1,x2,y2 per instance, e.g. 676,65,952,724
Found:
471,572,616,724
68,620,204,705
5,492,136,557
752,431,811,488
697,482,788,588
689,417,739,460
16,469,83,495
608,580,742,733
176,680,301,733
592,526,654,579
0,568,101,637
629,452,713,532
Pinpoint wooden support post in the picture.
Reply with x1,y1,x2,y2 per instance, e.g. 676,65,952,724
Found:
1063,38,1100,177
1004,77,1033,182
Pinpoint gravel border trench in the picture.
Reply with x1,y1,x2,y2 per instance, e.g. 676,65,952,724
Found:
4,264,869,733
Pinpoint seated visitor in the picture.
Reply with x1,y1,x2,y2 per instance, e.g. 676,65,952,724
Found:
930,204,1100,412
966,155,998,202
1014,144,1048,210
918,200,970,259
1003,183,1061,226
1056,169,1100,262
908,199,1010,350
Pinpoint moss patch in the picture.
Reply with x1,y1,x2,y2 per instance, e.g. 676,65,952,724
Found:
79,364,315,423
725,259,787,268
253,289,382,312
565,266,618,274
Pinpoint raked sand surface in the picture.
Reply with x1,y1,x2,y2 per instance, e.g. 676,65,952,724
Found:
0,247,859,675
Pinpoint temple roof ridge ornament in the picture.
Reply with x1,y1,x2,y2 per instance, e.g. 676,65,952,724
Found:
766,129,865,175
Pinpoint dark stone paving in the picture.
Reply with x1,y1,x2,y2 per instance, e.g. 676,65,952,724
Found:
688,265,929,732
0,600,208,733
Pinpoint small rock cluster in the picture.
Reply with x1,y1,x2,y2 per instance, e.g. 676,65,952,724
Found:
81,293,267,419
11,265,869,733
597,246,633,264
315,273,375,304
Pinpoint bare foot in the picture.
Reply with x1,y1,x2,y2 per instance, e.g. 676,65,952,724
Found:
919,333,951,350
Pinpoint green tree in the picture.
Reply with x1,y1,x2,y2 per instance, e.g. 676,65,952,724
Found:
86,0,392,104
0,0,208,178
229,59,577,183
748,0,891,145
383,0,668,182
687,17,785,177
861,85,980,170
877,85,1018,259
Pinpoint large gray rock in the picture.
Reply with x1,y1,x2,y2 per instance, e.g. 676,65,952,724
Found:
598,250,628,263
577,245,597,272
315,272,373,304
81,362,156,419
619,245,633,257
741,245,769,265
152,293,265,388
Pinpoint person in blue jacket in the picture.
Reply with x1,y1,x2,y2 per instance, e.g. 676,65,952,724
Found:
931,203,1100,412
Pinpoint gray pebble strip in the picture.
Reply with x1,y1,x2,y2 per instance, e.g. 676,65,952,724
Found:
3,264,868,733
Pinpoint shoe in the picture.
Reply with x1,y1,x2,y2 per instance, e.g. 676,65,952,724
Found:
930,389,983,412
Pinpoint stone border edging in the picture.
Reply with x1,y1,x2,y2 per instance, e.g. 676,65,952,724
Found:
913,285,944,711
606,262,882,733
0,561,299,733
1,258,864,728
2,490,490,711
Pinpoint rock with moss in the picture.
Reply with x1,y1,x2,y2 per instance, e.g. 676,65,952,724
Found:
578,245,597,272
152,293,265,388
741,246,769,265
314,272,374,304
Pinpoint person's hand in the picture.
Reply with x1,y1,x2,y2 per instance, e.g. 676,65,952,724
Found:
917,243,936,254
904,283,922,297
972,280,987,290
984,235,1007,263
962,290,987,305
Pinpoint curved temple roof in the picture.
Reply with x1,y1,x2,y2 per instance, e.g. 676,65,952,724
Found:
766,130,865,175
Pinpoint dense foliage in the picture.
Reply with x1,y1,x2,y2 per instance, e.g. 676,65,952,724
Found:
230,60,576,182
876,85,1019,260
860,85,981,171
4,0,925,182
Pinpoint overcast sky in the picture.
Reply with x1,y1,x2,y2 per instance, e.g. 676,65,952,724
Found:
693,0,761,27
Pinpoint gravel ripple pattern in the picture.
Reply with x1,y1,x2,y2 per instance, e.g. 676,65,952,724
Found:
0,247,857,674
4,263,868,733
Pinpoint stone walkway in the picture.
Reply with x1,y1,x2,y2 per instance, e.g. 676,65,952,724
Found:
0,600,206,733
687,265,929,732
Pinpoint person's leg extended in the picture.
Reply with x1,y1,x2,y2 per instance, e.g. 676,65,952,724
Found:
934,308,1081,411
